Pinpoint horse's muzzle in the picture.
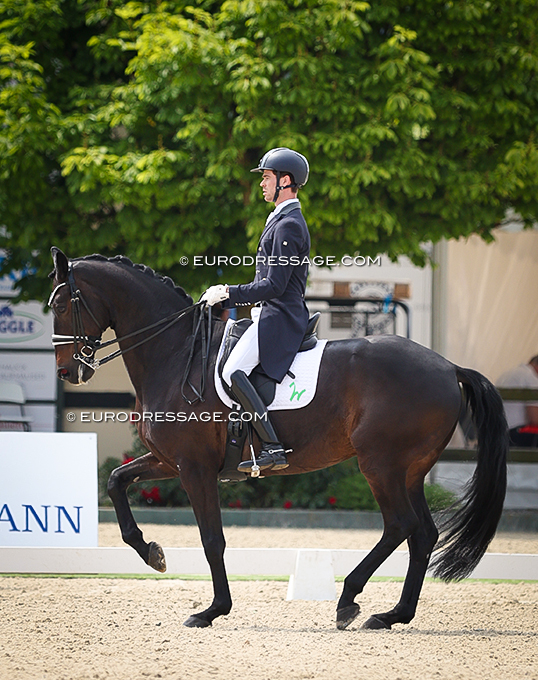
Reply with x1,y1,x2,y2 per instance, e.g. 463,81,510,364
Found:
57,367,70,380
57,363,95,385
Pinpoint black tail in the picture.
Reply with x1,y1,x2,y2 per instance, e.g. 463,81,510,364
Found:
431,367,508,581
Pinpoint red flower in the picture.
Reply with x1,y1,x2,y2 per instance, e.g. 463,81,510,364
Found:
141,486,162,505
328,496,337,506
228,499,243,508
122,455,134,465
283,500,293,509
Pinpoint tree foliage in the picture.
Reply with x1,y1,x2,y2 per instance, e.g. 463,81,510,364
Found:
2,0,538,300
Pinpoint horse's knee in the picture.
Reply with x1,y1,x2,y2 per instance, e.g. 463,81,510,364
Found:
107,466,128,500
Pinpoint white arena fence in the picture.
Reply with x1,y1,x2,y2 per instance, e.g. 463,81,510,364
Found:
0,547,536,600
1,433,536,599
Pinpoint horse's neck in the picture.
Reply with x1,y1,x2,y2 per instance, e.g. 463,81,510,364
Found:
116,305,225,403
103,278,191,392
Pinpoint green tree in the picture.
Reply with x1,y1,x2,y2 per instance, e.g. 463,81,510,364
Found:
1,0,538,300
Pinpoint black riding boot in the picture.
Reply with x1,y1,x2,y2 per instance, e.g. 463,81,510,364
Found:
230,370,289,471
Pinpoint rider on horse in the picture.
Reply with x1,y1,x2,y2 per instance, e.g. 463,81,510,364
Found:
201,147,311,472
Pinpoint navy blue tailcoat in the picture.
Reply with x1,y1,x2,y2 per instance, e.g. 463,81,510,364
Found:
225,201,310,382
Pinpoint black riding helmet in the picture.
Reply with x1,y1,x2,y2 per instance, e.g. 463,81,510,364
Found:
251,147,309,202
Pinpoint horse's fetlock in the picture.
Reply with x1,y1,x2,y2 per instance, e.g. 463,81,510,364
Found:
219,601,232,616
390,604,414,624
122,526,143,546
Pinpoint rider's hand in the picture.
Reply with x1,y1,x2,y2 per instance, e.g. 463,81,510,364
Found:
201,284,229,306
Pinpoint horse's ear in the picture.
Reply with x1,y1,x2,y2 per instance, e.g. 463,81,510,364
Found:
50,247,69,282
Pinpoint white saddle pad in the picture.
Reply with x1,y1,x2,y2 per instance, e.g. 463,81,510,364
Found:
215,319,328,411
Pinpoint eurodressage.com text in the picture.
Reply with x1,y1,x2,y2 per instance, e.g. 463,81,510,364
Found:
65,411,267,424
182,255,382,267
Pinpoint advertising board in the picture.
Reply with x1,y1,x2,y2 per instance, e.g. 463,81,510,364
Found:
0,433,98,547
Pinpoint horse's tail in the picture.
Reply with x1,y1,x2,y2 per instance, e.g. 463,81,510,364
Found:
431,366,508,581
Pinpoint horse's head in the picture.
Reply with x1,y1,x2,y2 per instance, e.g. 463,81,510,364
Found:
49,247,109,385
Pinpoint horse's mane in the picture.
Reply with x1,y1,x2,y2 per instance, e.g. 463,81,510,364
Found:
74,254,193,305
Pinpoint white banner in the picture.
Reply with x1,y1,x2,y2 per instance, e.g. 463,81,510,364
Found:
0,433,98,547
0,352,57,401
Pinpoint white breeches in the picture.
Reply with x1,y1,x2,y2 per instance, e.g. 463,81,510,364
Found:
221,307,261,387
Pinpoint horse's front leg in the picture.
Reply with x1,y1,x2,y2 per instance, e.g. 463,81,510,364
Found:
180,460,231,628
107,452,178,572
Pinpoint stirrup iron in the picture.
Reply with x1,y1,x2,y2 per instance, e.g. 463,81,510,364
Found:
248,424,260,478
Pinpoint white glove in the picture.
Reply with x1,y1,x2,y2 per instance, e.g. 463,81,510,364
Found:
201,284,229,306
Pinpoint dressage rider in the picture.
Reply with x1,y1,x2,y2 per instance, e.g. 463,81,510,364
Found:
201,147,311,472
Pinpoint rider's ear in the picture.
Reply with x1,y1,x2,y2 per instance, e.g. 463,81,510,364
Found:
50,247,69,282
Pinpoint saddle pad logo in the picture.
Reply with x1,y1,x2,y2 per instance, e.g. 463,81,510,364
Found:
289,381,306,402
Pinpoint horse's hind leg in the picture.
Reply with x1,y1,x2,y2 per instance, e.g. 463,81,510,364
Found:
336,470,419,630
361,483,438,630
107,452,178,571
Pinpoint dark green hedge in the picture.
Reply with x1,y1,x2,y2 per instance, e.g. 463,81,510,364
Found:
99,452,455,513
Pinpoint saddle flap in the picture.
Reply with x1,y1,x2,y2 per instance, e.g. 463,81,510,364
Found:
249,366,276,407
218,318,253,400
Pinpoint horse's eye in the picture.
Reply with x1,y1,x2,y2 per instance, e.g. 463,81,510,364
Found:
55,304,67,314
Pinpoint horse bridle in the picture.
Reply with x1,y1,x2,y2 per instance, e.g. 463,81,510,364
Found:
49,265,107,368
49,264,211,403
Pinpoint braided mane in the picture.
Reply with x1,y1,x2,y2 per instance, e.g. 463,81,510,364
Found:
74,254,193,304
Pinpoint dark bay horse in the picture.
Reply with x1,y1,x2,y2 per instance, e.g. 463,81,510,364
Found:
49,247,508,630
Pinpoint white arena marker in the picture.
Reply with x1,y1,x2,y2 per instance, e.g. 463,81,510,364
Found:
286,549,337,601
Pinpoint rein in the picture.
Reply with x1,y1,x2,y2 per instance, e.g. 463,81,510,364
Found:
50,265,211,404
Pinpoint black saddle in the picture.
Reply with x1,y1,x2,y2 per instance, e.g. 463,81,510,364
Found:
218,311,320,407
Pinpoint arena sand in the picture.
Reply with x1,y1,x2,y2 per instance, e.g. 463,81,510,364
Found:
0,525,536,680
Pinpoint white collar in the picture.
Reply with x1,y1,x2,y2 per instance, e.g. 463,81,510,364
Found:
273,198,299,215
265,198,299,224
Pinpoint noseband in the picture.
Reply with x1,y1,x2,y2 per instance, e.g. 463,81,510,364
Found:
49,265,209,403
49,266,105,370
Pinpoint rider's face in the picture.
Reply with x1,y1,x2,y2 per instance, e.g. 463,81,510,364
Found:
260,170,277,203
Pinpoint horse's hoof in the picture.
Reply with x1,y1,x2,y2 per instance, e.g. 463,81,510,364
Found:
336,603,361,630
361,615,391,630
183,615,212,628
147,542,167,573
